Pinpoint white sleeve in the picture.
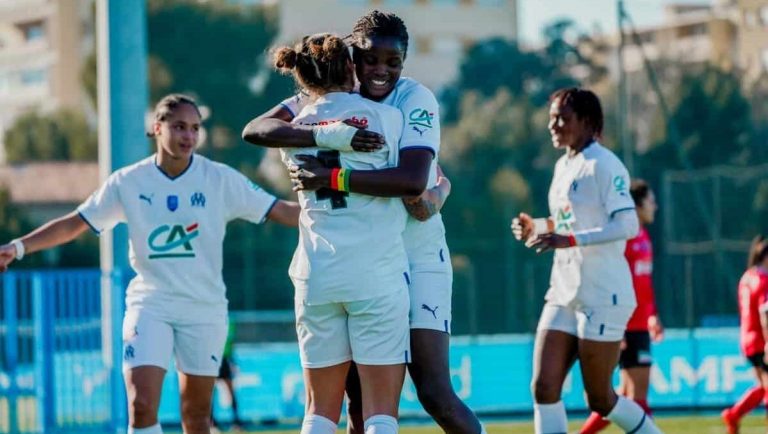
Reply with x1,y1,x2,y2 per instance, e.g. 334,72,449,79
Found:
76,173,126,234
279,93,308,119
573,209,639,246
398,85,440,157
222,167,278,224
597,156,636,217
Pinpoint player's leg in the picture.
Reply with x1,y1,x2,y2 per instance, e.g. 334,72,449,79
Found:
122,309,174,433
348,286,410,434
173,319,228,434
577,307,662,434
532,304,579,434
407,267,483,434
345,363,364,434
723,356,767,434
223,376,242,428
296,300,353,434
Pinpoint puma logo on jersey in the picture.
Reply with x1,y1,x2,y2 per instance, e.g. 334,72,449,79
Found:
211,355,218,363
413,125,426,136
421,304,439,319
139,194,153,205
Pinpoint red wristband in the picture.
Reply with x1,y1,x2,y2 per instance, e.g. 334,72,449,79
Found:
567,234,577,247
330,168,340,190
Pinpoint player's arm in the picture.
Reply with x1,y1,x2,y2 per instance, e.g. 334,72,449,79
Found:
0,212,89,272
402,164,451,221
291,148,432,198
511,213,554,242
526,209,638,253
241,103,383,152
266,200,300,227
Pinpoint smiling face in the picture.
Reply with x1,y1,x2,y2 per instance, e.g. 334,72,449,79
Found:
153,102,200,162
548,97,595,151
354,36,406,101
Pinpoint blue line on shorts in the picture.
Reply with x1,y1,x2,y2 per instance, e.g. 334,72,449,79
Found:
612,294,618,305
439,248,445,262
444,320,449,332
405,351,409,363
599,324,605,335
403,272,410,285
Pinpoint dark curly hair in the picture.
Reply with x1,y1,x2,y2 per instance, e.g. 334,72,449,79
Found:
350,10,409,57
550,87,604,137
273,33,352,93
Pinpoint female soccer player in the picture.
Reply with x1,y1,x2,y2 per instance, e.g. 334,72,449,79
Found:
511,88,663,434
0,94,299,434
580,179,664,433
243,11,483,434
721,236,768,434
269,33,411,434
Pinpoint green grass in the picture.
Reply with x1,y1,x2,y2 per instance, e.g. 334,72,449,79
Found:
209,414,767,434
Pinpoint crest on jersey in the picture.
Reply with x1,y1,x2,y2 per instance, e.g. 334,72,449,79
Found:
167,195,179,212
190,192,206,208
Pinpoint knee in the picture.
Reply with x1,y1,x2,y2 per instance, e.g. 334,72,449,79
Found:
181,399,212,430
128,394,158,425
416,383,456,420
532,376,562,403
586,391,616,416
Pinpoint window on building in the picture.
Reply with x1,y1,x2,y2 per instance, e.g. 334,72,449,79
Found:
762,49,768,71
20,68,47,86
19,21,45,42
416,36,432,54
761,6,768,26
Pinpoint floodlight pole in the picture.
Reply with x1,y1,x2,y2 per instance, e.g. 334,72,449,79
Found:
96,1,149,432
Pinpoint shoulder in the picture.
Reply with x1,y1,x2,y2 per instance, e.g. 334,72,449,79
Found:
200,155,242,180
588,142,628,173
396,78,438,104
111,156,154,182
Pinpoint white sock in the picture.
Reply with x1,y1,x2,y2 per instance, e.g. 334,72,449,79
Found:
533,401,567,434
128,423,163,434
606,396,663,433
364,414,398,434
300,414,338,434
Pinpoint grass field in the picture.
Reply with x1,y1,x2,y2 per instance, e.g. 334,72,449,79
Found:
206,414,767,434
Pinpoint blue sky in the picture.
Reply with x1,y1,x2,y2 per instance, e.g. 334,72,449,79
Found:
519,0,712,44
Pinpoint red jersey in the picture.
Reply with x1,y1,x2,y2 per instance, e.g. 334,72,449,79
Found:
738,267,768,356
625,226,658,331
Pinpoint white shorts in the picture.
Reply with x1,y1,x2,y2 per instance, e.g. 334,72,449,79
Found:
536,303,634,342
408,269,452,333
121,308,227,376
295,286,411,368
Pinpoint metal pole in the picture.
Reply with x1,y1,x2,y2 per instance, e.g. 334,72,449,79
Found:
617,0,633,173
97,1,148,432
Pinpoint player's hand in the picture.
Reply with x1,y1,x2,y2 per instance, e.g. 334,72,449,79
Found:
0,243,17,273
344,119,384,153
525,233,571,253
289,155,331,192
511,212,534,241
648,315,664,342
620,338,627,351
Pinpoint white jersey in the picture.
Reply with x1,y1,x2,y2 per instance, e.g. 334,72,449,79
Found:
281,78,448,272
77,155,277,318
546,142,637,308
283,92,408,304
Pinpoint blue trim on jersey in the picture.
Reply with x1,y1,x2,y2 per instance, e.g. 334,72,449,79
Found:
279,103,296,118
609,206,635,218
627,413,646,434
154,154,194,181
400,146,436,158
439,248,445,263
405,350,409,364
403,272,411,285
612,294,618,305
261,198,279,223
78,212,101,235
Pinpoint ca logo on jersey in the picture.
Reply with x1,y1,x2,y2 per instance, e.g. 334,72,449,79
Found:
408,108,434,129
613,175,628,196
147,223,199,259
555,204,575,232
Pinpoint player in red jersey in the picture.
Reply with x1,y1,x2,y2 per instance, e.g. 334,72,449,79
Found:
721,236,768,434
580,179,664,433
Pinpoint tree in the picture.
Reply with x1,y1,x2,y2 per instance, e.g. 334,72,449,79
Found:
4,109,97,163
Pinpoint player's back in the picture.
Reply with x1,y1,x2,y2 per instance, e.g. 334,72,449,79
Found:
283,92,408,304
738,267,768,355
